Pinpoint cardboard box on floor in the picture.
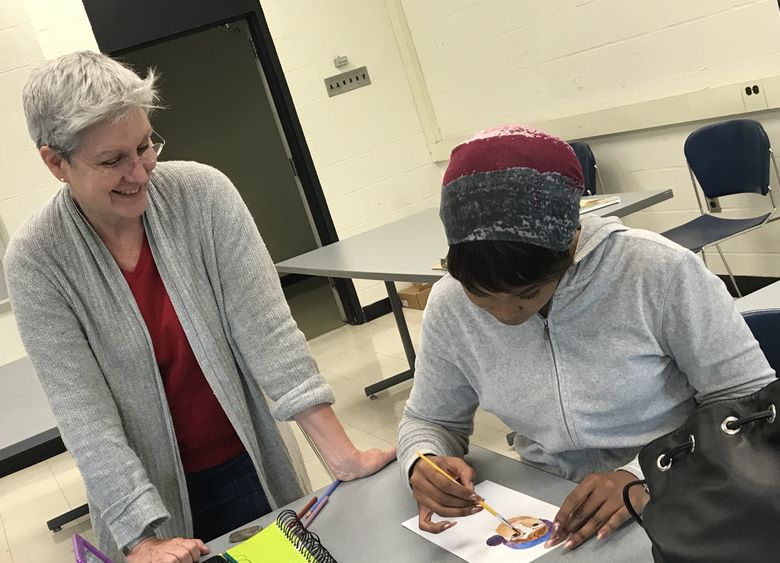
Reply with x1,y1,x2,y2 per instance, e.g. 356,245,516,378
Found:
398,283,433,310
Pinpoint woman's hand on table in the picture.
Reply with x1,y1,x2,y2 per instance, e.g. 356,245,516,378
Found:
331,447,397,480
545,470,649,550
409,455,481,533
293,403,395,481
126,537,209,562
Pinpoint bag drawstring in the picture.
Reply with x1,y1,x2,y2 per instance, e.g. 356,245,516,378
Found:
622,404,776,528
656,435,695,471
623,480,647,527
721,404,775,434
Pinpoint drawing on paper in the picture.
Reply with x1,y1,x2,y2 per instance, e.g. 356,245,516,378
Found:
485,516,552,550
402,480,561,562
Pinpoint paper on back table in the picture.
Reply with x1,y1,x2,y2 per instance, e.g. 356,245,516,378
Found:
402,480,562,563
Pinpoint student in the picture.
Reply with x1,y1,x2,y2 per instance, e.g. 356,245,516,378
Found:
6,51,394,563
397,124,774,550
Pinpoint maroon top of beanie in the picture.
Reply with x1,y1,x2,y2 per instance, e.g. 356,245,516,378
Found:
442,125,584,189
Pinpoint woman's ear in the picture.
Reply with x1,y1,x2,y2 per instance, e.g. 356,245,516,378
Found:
39,146,69,183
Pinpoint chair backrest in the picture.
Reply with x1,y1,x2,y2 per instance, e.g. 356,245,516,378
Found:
684,119,771,199
742,308,780,374
569,142,597,195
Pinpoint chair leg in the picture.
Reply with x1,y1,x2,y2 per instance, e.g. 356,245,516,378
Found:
699,249,709,267
715,244,742,298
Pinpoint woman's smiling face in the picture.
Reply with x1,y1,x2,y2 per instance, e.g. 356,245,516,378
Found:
59,107,156,227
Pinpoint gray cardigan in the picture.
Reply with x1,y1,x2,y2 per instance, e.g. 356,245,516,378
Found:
398,216,775,483
5,161,334,561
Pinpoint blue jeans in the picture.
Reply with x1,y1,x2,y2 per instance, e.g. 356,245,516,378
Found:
186,451,272,542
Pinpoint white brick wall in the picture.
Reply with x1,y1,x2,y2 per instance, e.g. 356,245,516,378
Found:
404,0,780,138
401,0,780,279
0,0,98,238
22,0,96,60
0,0,43,365
262,0,443,307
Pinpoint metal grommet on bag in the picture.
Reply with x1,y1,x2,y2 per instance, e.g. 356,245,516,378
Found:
656,434,696,472
721,416,741,435
768,404,776,424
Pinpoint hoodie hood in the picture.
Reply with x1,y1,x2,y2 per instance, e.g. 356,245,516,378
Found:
561,215,629,291
574,215,628,262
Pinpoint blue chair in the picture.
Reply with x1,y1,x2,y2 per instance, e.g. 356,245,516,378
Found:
742,309,780,373
661,119,777,297
569,141,600,195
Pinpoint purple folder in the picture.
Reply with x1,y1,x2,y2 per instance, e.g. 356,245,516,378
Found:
73,533,113,563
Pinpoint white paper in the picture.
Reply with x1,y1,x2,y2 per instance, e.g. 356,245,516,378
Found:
402,480,561,563
579,195,621,214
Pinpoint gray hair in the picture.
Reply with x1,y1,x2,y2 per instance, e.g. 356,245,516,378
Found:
22,50,161,158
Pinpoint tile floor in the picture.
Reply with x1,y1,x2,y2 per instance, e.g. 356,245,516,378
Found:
0,308,515,562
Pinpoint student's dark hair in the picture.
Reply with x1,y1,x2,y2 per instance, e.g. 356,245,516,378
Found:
446,240,573,294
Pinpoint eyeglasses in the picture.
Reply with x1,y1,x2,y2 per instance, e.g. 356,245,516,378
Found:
76,131,166,177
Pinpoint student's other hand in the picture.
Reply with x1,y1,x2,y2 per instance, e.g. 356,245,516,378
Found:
546,470,649,550
127,537,209,562
410,455,481,532
333,447,396,481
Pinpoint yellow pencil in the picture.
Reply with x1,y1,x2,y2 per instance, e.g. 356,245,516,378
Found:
415,451,523,535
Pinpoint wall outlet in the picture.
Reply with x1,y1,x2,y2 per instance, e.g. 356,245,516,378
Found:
325,66,371,97
742,81,768,112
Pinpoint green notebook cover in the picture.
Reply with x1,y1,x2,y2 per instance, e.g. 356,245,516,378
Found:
224,509,336,563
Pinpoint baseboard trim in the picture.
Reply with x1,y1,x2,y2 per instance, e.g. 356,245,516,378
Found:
279,273,311,289
363,298,391,322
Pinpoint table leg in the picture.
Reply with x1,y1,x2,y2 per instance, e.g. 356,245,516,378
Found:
363,281,416,398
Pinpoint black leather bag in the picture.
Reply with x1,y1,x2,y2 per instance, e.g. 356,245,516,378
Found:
623,379,780,563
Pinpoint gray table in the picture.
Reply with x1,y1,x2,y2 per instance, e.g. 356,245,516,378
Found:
735,280,780,312
206,445,652,562
277,190,673,397
0,356,58,464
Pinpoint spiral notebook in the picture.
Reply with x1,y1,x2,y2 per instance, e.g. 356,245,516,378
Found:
222,509,337,563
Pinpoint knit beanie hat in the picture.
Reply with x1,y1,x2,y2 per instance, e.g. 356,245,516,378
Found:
439,124,584,251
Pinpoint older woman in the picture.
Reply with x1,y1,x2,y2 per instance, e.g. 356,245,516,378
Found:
5,51,394,563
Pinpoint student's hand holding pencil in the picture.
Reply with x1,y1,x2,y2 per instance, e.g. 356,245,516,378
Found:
409,454,482,533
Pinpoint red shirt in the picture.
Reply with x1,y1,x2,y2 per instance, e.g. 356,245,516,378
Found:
122,234,245,473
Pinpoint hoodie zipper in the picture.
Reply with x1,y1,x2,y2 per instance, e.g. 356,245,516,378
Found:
542,317,577,447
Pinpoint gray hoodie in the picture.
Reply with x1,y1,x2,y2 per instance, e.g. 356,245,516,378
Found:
398,215,774,483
